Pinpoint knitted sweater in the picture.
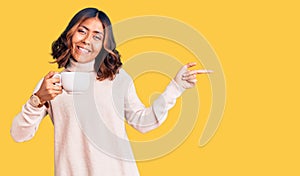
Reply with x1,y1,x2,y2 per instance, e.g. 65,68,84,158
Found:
11,59,184,176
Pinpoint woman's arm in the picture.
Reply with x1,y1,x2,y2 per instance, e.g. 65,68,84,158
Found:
10,71,62,142
124,62,212,133
11,98,48,142
124,78,183,133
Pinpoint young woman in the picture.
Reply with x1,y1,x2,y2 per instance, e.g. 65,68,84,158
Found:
11,7,211,176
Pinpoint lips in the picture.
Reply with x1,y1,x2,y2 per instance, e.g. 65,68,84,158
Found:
76,46,91,54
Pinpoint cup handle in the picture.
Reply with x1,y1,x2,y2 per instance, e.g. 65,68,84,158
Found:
53,73,61,86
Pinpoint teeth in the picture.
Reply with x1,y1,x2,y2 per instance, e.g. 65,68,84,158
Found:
78,46,90,53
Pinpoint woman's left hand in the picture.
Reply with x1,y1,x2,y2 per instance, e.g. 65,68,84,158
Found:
174,62,213,89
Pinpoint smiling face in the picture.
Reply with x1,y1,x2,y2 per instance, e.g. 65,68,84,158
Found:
71,17,104,63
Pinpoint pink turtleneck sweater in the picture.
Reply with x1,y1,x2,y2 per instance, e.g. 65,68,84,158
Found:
11,59,184,176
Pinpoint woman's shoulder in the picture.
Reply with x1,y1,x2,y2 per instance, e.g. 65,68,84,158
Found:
116,68,133,82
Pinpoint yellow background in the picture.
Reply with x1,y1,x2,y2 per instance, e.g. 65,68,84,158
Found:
1,0,299,175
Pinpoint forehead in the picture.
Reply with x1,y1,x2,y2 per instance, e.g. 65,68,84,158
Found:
79,17,104,32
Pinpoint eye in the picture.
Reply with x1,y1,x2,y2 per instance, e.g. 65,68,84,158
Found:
78,28,86,34
93,35,102,41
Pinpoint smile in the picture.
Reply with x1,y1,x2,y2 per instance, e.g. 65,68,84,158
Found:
76,46,91,54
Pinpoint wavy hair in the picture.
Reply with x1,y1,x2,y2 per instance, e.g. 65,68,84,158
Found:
51,7,122,81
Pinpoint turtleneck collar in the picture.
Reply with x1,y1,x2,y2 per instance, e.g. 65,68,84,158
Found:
65,58,95,72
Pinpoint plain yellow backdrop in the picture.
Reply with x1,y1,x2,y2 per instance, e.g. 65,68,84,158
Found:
1,0,299,175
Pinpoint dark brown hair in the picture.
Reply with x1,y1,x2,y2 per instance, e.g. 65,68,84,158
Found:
51,7,122,81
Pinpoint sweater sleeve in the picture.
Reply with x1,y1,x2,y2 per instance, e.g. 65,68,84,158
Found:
124,78,185,133
10,79,48,142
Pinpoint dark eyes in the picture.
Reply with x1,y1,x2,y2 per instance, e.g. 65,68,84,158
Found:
93,36,102,41
77,28,102,41
78,29,86,34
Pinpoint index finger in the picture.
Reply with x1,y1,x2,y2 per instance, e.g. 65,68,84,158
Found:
50,78,61,84
195,69,214,74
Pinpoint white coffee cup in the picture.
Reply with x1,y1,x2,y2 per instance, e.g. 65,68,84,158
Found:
53,72,90,94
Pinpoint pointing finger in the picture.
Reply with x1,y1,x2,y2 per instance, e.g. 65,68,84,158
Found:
183,69,213,77
195,69,214,74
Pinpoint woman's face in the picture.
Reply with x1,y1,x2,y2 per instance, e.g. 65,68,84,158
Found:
71,17,104,63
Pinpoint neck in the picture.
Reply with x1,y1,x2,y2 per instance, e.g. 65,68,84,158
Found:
66,58,95,72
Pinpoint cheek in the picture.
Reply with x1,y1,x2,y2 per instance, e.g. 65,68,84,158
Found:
93,42,103,53
71,37,77,51
71,34,79,44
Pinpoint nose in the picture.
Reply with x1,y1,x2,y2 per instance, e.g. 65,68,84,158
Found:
82,34,92,45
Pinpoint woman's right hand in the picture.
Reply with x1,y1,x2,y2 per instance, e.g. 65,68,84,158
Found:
35,71,63,104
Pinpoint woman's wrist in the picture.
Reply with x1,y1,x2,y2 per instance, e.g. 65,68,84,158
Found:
29,92,48,108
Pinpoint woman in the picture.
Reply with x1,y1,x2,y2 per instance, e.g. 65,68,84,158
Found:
11,7,211,176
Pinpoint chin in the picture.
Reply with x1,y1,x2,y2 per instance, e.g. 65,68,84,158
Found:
76,58,94,63
72,55,93,63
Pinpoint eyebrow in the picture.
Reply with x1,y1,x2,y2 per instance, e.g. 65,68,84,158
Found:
80,25,104,35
